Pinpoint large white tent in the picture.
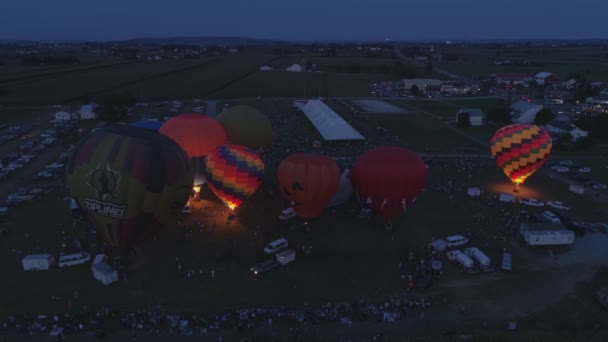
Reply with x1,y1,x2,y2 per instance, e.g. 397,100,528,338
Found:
300,100,365,141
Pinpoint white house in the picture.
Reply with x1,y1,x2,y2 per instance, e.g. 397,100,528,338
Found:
259,65,273,71
546,120,588,142
456,109,484,126
510,100,543,124
78,104,96,120
54,111,72,121
286,64,303,72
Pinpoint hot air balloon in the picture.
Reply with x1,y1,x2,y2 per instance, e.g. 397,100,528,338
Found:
131,119,163,131
66,126,193,251
202,145,264,210
216,105,273,151
160,113,227,192
277,154,340,219
490,124,552,192
351,147,427,221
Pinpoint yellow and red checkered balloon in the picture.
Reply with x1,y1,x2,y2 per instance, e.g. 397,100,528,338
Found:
203,145,264,210
490,124,552,189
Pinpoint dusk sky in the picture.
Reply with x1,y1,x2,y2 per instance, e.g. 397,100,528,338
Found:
1,0,606,41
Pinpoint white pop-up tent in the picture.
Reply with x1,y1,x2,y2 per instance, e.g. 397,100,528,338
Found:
467,187,481,197
92,263,119,286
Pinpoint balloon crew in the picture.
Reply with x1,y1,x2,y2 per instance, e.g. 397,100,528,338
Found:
490,124,552,193
66,126,193,272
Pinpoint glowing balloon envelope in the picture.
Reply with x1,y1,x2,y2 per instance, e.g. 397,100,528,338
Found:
216,105,273,151
66,126,193,251
202,145,264,210
351,147,427,220
490,124,552,191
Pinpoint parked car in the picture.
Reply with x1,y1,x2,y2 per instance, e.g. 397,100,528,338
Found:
552,166,569,173
520,198,545,207
546,201,570,211
250,260,278,275
593,184,607,190
578,167,591,173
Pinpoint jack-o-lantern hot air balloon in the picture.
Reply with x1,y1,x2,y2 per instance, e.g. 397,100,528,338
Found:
277,154,340,219
66,126,193,251
490,124,552,192
202,145,264,210
160,113,227,193
351,147,427,221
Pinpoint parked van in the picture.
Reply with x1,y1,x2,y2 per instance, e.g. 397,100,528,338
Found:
447,250,478,274
445,235,469,248
263,238,288,255
279,207,296,221
58,253,91,268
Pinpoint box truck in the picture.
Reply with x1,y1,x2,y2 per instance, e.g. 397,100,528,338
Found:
22,254,55,271
464,247,493,272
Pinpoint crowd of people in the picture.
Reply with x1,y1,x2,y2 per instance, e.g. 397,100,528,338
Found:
1,293,434,339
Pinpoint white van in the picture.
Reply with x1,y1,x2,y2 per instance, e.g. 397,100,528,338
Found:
541,210,561,223
58,252,91,268
445,235,469,248
279,207,296,221
263,238,288,255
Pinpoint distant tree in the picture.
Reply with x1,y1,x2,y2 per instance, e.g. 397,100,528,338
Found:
410,85,420,95
486,106,512,124
425,61,433,72
400,68,416,78
534,108,555,125
457,111,471,128
94,92,135,123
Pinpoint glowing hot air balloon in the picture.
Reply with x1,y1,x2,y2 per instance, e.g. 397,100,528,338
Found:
202,145,264,210
160,113,227,193
490,124,552,192
277,154,340,219
66,126,193,252
351,147,427,221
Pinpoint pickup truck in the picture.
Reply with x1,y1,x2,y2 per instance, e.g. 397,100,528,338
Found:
520,198,544,207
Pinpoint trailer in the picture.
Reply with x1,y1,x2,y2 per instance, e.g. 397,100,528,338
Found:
520,223,574,246
22,254,55,271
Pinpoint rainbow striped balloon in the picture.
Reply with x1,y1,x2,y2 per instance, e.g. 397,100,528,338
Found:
202,145,264,210
490,124,552,189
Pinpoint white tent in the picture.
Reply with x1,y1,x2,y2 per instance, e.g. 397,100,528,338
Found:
467,187,481,197
92,263,119,286
326,169,353,207
300,100,365,141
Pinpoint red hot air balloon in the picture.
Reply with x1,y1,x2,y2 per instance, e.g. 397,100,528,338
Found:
203,145,264,210
277,154,340,219
160,113,227,191
351,147,427,220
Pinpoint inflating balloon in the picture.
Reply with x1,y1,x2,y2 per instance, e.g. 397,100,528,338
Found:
66,126,193,251
490,124,552,192
351,147,427,221
160,113,227,190
277,154,340,219
202,145,264,210
216,105,273,151
131,119,163,131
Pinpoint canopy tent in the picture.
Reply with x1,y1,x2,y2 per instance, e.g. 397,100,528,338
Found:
300,100,365,141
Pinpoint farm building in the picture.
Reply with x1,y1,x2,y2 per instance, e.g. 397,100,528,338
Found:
535,72,560,85
299,100,364,141
545,120,588,142
492,73,534,86
54,111,72,121
78,105,96,120
286,64,303,72
259,65,273,71
456,109,484,126
510,100,543,124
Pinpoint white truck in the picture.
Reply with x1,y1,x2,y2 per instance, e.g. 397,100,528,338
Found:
520,223,574,247
464,247,493,272
22,254,55,271
447,250,478,274
276,249,296,265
